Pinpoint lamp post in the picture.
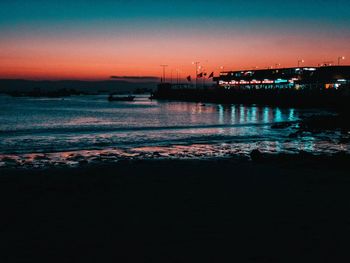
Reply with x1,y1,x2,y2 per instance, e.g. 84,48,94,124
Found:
219,66,225,76
170,69,173,84
192,61,200,89
220,66,225,70
175,69,180,85
298,59,304,68
338,56,345,65
160,65,168,83
200,66,206,89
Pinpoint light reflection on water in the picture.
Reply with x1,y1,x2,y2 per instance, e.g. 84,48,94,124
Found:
0,94,348,167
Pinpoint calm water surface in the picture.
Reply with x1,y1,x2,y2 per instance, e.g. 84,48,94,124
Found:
0,94,348,167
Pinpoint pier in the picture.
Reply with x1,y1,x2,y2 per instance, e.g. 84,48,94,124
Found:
153,65,350,108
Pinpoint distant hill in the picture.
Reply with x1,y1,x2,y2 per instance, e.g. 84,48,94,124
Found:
0,79,157,94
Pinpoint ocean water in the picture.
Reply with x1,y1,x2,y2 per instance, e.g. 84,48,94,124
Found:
0,94,348,167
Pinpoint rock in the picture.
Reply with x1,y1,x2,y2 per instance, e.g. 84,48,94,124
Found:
271,122,292,129
250,149,264,161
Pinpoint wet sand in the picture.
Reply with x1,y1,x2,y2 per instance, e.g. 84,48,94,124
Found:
1,158,350,262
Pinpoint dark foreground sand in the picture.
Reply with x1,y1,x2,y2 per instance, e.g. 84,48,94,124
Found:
1,158,350,262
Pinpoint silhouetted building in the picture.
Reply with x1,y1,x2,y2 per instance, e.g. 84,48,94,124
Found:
214,66,350,90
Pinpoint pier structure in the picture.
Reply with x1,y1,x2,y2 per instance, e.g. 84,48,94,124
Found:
214,66,350,91
153,65,350,108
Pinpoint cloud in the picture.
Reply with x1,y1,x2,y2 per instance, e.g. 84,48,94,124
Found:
110,76,159,81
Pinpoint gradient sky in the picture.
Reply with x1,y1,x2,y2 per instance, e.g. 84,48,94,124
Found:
1,0,349,80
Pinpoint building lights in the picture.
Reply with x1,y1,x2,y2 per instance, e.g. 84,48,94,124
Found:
250,80,262,84
244,71,253,76
216,65,349,90
298,59,305,67
288,78,299,83
262,79,274,84
275,79,288,84
338,56,345,65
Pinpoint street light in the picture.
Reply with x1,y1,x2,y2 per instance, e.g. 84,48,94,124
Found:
192,61,200,89
160,65,168,83
338,56,345,65
175,69,181,84
298,59,304,67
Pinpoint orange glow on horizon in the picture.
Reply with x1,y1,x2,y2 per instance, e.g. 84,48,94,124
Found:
1,31,349,80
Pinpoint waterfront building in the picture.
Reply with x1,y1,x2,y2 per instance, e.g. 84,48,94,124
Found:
214,66,350,91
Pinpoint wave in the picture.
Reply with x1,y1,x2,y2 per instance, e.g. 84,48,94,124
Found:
0,132,291,155
0,121,296,136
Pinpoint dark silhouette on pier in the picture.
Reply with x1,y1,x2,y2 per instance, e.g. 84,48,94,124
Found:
153,65,350,109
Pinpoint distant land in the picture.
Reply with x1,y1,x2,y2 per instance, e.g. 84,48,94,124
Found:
0,79,158,95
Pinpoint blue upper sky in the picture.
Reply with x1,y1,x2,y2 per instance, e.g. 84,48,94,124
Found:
1,0,349,42
1,0,349,27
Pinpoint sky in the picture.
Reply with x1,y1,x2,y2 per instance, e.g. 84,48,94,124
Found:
0,0,349,80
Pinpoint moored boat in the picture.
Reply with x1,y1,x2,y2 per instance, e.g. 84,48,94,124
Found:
108,94,135,101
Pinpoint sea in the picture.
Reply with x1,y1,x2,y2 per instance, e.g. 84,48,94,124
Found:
0,94,349,168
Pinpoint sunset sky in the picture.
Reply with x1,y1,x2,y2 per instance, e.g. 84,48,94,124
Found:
1,0,349,80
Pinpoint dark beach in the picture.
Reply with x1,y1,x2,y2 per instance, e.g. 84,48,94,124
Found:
1,155,350,262
1,0,350,261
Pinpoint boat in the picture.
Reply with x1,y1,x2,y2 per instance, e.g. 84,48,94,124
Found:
108,94,135,101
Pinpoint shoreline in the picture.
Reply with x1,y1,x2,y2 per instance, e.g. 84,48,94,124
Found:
2,150,349,174
1,147,350,170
